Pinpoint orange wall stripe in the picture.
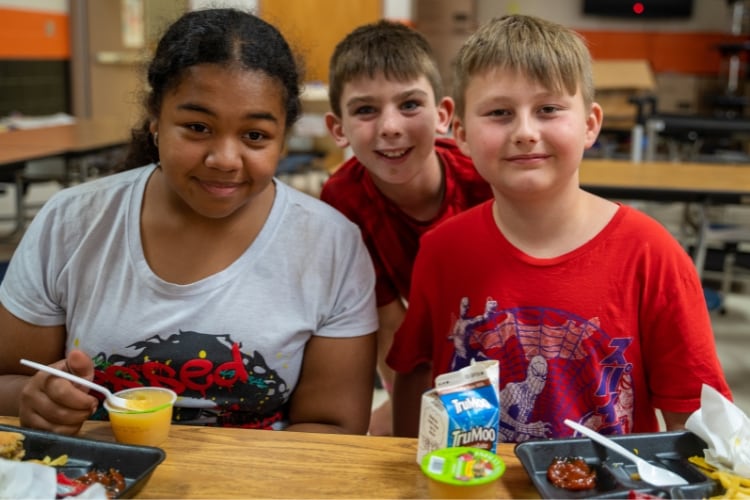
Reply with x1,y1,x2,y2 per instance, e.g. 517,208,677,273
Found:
0,8,70,59
578,30,747,75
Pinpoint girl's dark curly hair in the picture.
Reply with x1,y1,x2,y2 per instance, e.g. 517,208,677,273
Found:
122,8,304,170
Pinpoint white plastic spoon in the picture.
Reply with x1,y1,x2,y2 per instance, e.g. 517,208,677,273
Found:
564,419,688,487
20,358,135,411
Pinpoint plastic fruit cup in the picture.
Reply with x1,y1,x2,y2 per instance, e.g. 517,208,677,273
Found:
421,447,506,499
103,387,177,447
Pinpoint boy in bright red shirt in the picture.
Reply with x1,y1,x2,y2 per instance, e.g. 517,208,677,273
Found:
387,14,732,441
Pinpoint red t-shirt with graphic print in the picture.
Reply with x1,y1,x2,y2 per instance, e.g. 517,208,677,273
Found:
387,201,732,440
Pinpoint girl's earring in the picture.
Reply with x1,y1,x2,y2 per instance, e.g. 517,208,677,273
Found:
153,132,159,147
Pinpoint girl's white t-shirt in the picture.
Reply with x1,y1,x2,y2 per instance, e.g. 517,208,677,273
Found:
0,165,377,427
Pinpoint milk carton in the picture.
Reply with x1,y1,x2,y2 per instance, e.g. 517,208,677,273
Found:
416,360,500,464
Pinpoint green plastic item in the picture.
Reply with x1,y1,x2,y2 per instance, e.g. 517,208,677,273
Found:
421,446,506,486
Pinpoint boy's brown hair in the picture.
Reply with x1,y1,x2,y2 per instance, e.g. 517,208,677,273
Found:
452,14,595,119
327,20,443,117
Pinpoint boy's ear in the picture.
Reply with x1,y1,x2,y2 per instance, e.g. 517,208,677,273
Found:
584,102,604,149
324,112,351,149
435,96,455,135
452,115,472,157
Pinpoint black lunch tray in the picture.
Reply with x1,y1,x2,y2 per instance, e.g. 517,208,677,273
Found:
514,430,721,499
1,423,166,498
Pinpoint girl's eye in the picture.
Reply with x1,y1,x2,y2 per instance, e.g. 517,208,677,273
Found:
246,131,265,141
186,123,209,134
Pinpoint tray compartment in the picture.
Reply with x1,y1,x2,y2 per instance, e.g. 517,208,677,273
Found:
514,430,720,498
0,423,165,498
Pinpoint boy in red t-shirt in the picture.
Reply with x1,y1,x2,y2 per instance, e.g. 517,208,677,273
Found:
387,14,732,440
320,20,492,435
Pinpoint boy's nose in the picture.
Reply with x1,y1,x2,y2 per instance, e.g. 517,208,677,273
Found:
378,109,402,137
512,115,539,144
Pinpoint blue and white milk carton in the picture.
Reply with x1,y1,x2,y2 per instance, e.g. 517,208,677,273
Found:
416,360,500,464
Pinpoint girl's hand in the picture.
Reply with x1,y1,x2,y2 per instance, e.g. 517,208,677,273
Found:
18,350,99,435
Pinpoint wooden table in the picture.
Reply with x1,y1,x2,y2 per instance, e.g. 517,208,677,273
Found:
0,416,539,499
580,159,750,205
0,119,131,160
580,159,750,275
0,143,70,166
0,119,130,237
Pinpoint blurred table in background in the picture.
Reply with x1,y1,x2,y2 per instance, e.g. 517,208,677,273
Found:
580,159,750,287
580,159,750,205
0,118,130,238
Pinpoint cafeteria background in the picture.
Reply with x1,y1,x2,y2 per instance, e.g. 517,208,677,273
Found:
1,0,749,419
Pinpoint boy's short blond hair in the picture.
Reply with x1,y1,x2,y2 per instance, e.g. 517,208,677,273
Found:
452,15,595,118
327,20,443,117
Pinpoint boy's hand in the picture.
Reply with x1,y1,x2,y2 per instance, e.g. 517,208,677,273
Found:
19,350,98,435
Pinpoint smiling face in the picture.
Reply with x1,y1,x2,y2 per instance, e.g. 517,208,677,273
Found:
326,73,452,187
453,68,601,203
150,63,286,220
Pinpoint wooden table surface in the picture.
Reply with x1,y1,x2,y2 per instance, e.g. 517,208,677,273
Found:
0,416,539,499
579,158,750,204
0,143,70,166
0,119,131,169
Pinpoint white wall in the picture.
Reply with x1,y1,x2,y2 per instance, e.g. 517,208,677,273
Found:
480,0,730,32
395,0,733,32
189,0,258,10
0,0,66,12
384,0,410,20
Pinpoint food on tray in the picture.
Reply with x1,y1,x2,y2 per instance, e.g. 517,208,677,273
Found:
0,428,124,499
27,454,69,466
1,457,123,499
1,429,67,466
547,456,597,491
689,455,750,499
0,430,25,460
0,424,165,499
516,431,718,498
57,468,126,498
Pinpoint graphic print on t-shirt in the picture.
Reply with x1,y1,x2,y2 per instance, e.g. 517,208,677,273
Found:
89,329,290,428
447,296,634,442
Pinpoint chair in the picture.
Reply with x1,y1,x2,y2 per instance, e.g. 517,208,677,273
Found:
686,204,750,313
0,148,124,238
275,152,329,197
703,224,750,313
0,156,68,238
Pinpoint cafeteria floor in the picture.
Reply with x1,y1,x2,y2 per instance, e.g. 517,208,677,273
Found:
1,182,749,418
